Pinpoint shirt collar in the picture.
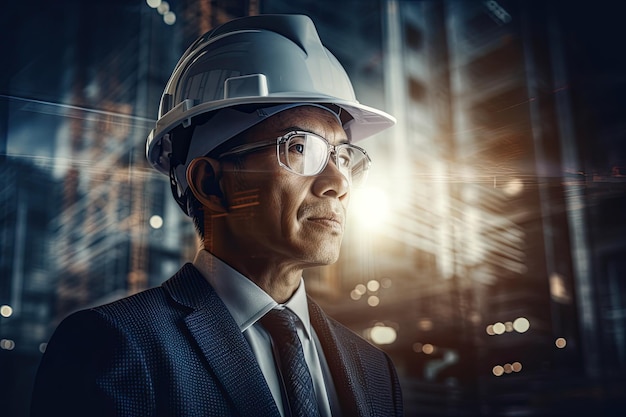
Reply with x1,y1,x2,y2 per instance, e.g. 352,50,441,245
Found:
193,250,313,338
281,277,313,339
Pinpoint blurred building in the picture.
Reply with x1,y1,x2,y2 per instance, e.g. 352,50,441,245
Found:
44,1,187,321
0,157,58,349
0,158,59,415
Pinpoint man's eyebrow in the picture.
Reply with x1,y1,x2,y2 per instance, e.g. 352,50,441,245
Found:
281,126,350,144
281,125,305,133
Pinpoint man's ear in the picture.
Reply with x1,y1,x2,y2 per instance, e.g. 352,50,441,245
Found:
186,157,227,213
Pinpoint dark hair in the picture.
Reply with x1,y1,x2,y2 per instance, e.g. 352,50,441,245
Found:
184,188,204,240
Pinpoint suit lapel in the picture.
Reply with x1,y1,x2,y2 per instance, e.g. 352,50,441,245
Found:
308,298,370,417
163,264,280,417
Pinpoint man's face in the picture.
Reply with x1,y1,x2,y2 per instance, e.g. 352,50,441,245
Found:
220,106,350,269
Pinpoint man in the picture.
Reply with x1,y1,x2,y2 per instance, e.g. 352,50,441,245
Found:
31,14,403,417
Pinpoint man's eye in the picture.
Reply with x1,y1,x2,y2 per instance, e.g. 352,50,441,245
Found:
289,143,305,154
337,148,354,167
338,154,352,167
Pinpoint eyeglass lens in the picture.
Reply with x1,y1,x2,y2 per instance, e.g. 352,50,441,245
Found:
281,133,369,185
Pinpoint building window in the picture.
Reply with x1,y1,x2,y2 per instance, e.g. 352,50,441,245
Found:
405,22,423,51
408,76,426,103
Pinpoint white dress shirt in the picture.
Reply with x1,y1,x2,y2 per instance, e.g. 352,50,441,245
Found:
193,250,341,417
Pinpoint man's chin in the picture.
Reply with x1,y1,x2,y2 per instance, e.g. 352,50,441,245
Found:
304,250,341,267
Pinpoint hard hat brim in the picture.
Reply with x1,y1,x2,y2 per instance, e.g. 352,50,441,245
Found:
146,95,396,175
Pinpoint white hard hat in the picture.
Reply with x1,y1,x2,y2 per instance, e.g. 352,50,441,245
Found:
145,14,395,213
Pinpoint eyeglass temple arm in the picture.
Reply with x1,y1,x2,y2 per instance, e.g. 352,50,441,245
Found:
218,139,277,158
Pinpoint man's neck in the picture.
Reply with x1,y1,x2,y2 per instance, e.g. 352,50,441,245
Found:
204,246,304,303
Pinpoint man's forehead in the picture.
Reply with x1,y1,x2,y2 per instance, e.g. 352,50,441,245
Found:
251,106,347,138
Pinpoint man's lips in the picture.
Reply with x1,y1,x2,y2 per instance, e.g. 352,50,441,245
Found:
307,215,344,231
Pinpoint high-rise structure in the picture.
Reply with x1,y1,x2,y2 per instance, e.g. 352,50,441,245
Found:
0,158,59,416
0,158,59,350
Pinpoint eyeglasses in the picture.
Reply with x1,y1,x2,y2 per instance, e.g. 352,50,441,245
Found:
219,131,371,187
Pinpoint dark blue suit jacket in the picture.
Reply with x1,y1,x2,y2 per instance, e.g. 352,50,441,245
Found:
31,264,403,416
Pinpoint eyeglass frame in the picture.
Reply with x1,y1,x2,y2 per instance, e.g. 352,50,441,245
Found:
218,130,372,184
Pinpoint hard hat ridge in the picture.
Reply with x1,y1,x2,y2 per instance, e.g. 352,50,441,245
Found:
207,14,319,55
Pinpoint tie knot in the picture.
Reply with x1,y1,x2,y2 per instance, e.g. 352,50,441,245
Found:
260,308,299,335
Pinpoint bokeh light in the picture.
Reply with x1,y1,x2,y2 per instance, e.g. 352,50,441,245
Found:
0,305,13,318
503,177,524,196
513,317,530,333
367,279,380,292
369,325,397,345
367,295,380,307
418,318,433,331
157,1,170,15
149,215,163,229
355,284,366,295
493,362,522,376
0,339,15,350
493,322,505,335
163,11,176,25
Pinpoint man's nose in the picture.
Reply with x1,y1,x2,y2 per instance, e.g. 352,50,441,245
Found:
312,155,350,198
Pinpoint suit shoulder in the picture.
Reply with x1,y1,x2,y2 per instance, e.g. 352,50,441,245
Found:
309,299,386,355
55,264,208,339
94,286,169,315
90,263,201,322
315,312,389,362
47,287,170,340
326,316,380,348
